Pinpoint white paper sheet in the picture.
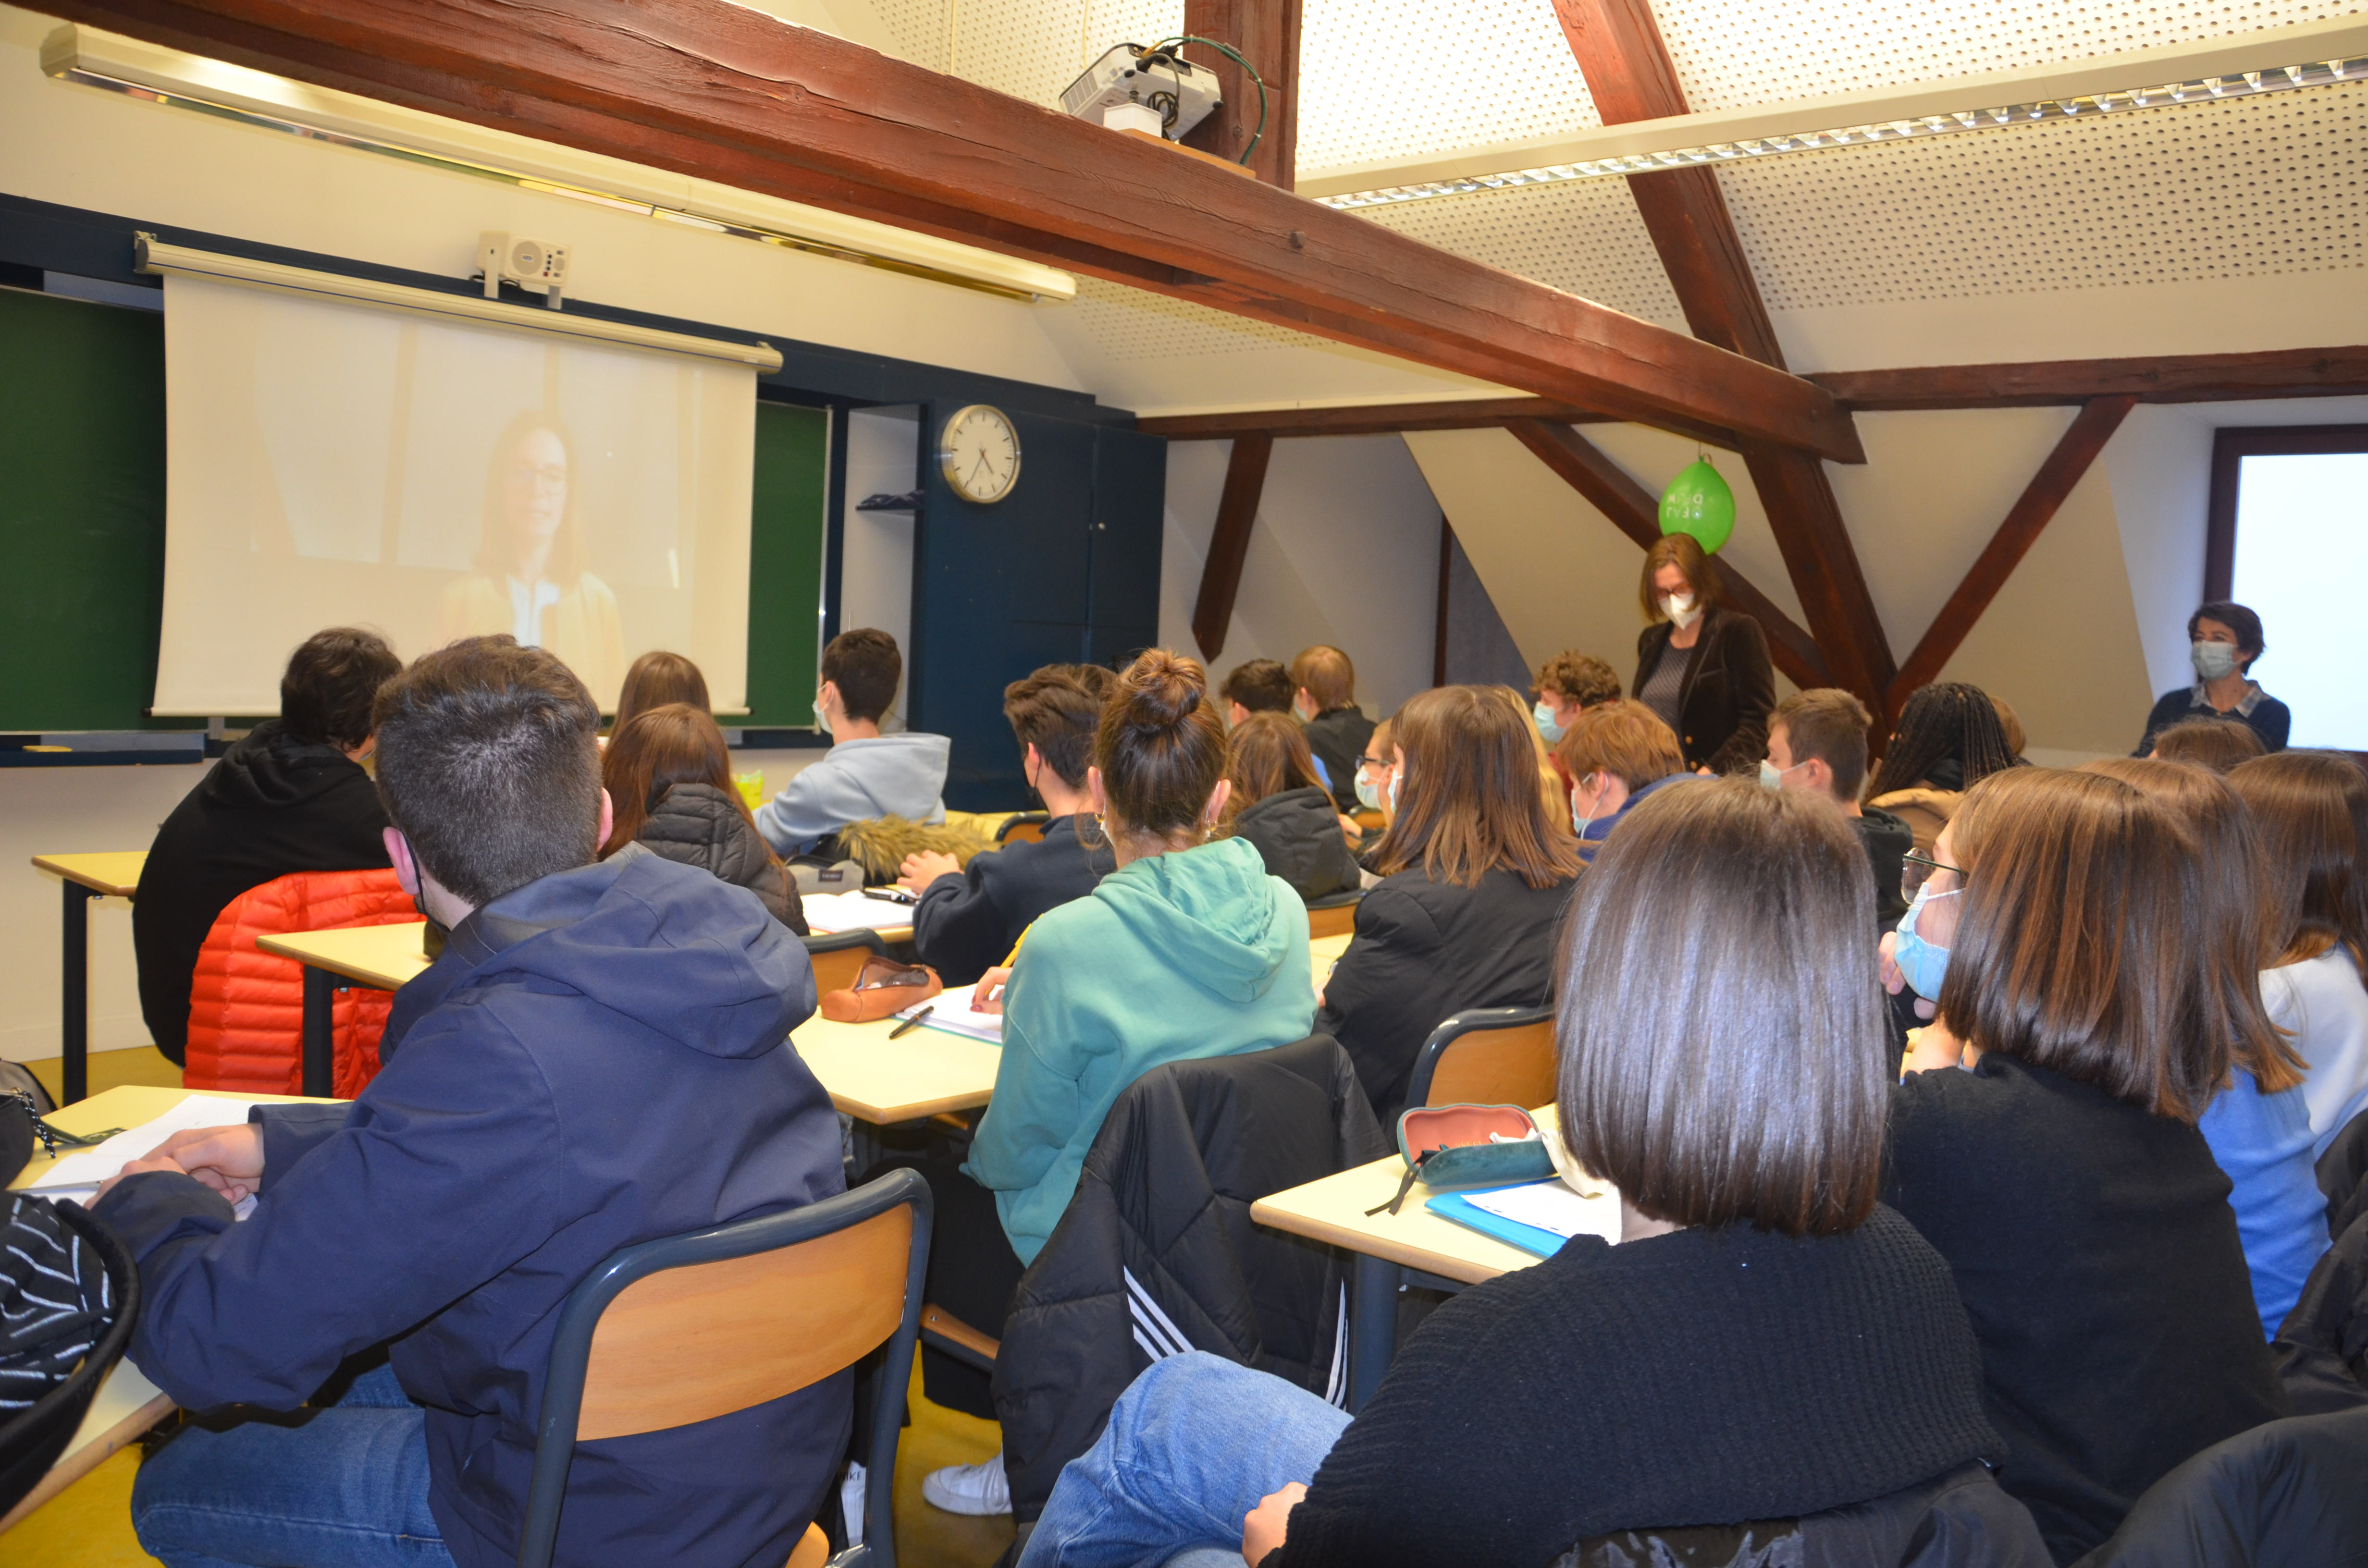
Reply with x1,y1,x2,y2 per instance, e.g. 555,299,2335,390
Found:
1465,1179,1623,1244
25,1094,265,1193
800,891,921,933
894,980,1005,1044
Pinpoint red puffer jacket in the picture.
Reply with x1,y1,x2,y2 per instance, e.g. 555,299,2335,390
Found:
184,869,419,1097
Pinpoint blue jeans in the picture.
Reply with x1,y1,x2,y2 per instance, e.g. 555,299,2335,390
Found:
1018,1353,1351,1568
131,1363,456,1568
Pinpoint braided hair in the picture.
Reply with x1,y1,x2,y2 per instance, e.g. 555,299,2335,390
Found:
1869,682,2021,801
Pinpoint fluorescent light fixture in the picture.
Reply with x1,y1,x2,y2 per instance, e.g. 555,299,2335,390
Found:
135,233,789,369
1301,16,2368,211
42,24,1078,304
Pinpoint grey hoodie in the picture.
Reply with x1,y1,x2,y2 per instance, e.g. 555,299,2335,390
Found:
753,732,950,854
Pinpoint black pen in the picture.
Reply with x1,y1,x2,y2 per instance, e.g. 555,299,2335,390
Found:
889,1005,933,1040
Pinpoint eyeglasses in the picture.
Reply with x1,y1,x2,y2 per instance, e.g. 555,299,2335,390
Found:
1357,755,1391,773
1899,850,1968,900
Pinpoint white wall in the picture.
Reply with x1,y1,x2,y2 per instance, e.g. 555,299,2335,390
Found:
1159,435,1441,718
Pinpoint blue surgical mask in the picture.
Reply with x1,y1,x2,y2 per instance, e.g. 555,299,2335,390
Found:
1387,771,1400,815
1533,700,1564,744
1892,884,1961,1002
1759,759,1801,791
813,694,834,738
2191,640,2241,681
1355,771,1383,812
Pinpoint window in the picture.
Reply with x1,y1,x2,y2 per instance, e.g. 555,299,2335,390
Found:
2207,425,2368,750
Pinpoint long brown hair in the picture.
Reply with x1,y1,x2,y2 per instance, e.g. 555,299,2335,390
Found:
614,651,709,733
599,702,774,862
1097,649,1230,845
2228,751,2368,976
1221,710,1325,821
2079,758,2302,1095
1939,768,2232,1121
1557,780,1886,1236
1374,686,1581,890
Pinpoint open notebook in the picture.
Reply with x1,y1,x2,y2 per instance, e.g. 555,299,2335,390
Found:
1427,1178,1623,1258
799,891,921,934
24,1093,268,1218
892,978,1006,1044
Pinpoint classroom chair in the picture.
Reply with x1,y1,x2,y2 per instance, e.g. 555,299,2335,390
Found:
516,1169,932,1568
1404,1006,1557,1112
1305,889,1361,940
803,928,890,996
996,811,1049,846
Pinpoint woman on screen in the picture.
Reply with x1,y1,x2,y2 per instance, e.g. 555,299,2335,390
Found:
435,409,626,704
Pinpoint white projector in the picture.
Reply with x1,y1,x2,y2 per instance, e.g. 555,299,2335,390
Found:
477,231,569,309
1061,44,1221,140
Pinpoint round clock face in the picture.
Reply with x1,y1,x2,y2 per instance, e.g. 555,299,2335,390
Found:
938,404,1021,504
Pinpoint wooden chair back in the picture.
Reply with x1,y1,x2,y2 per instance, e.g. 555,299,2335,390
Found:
997,812,1048,845
802,929,889,997
1408,1008,1557,1111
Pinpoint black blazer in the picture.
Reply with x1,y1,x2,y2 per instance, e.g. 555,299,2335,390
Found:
911,814,1113,985
1316,864,1578,1125
1633,607,1776,774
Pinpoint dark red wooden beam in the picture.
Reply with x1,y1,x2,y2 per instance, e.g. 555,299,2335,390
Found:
1885,397,2135,716
1179,0,1299,189
1189,433,1274,661
1814,346,2368,410
44,0,1862,461
1550,0,1895,710
1506,419,1830,690
1138,396,1738,447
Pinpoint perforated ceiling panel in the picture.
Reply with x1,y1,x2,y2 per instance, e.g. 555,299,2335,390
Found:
1661,0,2368,114
1351,178,1685,328
1295,0,1602,174
1723,77,2368,309
868,0,951,69
920,0,1186,107
1068,274,1332,358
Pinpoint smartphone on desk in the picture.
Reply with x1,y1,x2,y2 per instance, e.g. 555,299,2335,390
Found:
861,886,918,906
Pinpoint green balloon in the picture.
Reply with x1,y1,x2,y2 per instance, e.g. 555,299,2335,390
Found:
1658,458,1736,554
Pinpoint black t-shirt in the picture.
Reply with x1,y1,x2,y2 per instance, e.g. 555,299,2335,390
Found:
1885,1056,2286,1562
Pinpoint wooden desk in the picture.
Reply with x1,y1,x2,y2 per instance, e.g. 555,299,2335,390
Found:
1,1086,326,1534
29,852,148,1105
256,924,432,1097
1254,1106,1588,1411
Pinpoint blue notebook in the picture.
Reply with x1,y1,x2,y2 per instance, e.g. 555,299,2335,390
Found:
1424,1186,1571,1258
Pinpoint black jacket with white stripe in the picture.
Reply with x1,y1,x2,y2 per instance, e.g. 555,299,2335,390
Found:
990,1032,1388,1522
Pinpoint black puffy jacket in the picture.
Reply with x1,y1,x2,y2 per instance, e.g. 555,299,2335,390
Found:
2273,1207,2368,1416
2068,1408,2368,1567
632,783,805,933
1230,787,1361,903
992,1034,1388,1522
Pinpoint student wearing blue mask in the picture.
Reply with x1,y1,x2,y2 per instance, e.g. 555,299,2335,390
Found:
2134,602,2289,756
1531,651,1623,746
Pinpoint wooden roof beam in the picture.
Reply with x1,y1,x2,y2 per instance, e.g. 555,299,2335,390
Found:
43,0,1863,462
1815,346,2368,410
1189,434,1273,661
1178,0,1299,189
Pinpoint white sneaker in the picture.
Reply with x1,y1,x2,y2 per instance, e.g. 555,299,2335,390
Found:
839,1460,866,1547
921,1453,1011,1516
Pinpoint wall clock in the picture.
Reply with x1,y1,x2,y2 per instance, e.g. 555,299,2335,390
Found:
938,404,1022,504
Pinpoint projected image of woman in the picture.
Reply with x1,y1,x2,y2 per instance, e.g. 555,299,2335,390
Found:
434,409,626,703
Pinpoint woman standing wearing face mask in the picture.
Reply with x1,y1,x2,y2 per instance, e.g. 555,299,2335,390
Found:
1630,532,1776,776
2134,601,2289,756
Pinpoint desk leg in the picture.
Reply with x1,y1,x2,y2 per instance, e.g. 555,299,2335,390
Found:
1348,1252,1400,1414
60,882,97,1105
300,966,335,1098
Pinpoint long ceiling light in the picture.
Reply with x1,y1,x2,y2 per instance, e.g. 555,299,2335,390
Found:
1304,17,2368,211
40,24,1078,304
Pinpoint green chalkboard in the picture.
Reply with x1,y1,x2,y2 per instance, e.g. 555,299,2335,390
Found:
0,287,827,732
0,287,176,732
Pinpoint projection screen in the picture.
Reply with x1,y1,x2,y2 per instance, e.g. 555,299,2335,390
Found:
152,272,757,716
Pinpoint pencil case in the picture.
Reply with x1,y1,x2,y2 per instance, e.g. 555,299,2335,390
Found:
819,956,943,1023
1368,1103,1556,1216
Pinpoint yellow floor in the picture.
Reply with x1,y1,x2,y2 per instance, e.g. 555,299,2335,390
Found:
10,1049,1014,1568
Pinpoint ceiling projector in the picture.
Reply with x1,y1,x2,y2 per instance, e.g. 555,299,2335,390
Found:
1061,44,1221,139
477,231,569,309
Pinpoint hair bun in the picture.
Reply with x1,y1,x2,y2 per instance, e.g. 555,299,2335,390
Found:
1117,649,1209,732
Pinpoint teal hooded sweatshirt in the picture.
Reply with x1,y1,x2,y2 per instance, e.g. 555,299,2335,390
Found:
963,834,1315,1263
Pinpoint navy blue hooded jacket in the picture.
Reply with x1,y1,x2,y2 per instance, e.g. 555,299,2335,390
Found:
95,848,849,1568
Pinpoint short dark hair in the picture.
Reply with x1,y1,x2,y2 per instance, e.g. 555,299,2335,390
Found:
822,628,901,723
2190,601,2266,671
1003,666,1105,790
1220,659,1295,714
1098,649,1229,843
1557,780,1886,1236
2152,716,2267,773
613,651,709,732
1535,651,1622,709
1289,646,1356,712
1770,688,1872,802
371,637,603,907
281,628,402,750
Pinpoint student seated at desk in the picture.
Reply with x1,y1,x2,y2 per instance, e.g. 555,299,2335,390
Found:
1557,700,1691,863
898,663,1115,985
1220,711,1360,904
1019,782,2034,1568
134,628,403,1067
1317,685,1580,1126
754,627,949,855
95,636,846,1568
602,701,806,933
890,649,1316,1519
608,648,709,735
1291,646,1372,812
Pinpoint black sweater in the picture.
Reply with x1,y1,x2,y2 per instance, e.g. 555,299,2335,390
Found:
1302,707,1375,811
1270,1208,2001,1568
133,722,390,1065
1885,1056,2287,1563
1316,865,1576,1125
1229,787,1361,903
910,814,1113,985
